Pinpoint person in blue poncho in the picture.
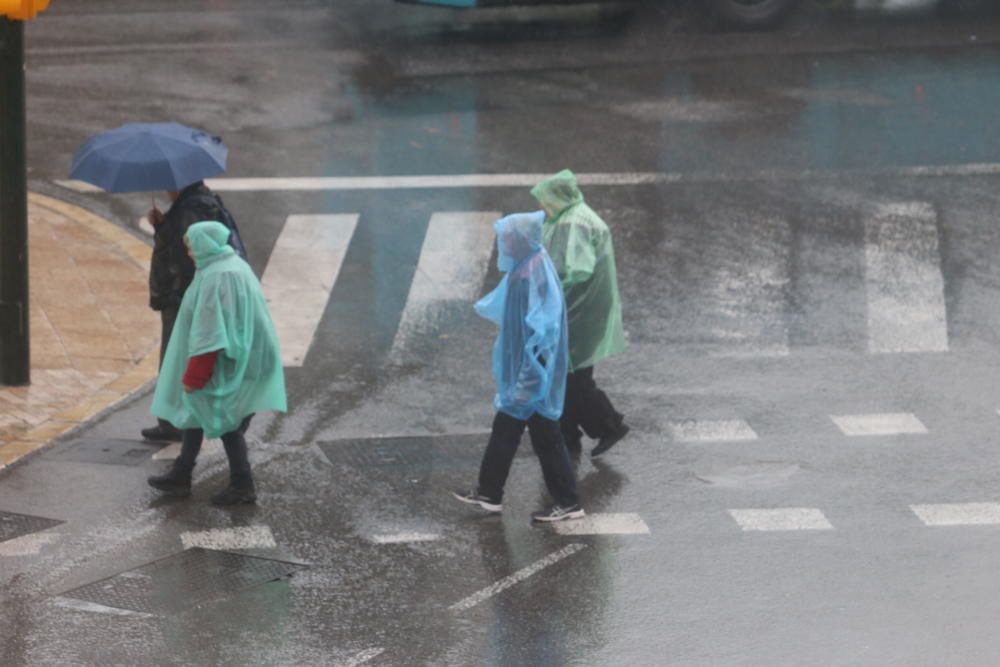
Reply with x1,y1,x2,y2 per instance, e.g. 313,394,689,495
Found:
147,221,287,506
453,212,584,523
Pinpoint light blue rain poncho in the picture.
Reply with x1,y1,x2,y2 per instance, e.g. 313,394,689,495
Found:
151,221,287,438
474,212,569,421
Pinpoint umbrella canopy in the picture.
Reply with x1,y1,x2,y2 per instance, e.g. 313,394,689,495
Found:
69,122,228,193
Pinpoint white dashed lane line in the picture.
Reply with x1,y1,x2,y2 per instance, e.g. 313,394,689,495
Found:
831,413,928,436
911,503,1000,527
666,419,758,443
728,508,834,532
180,525,278,551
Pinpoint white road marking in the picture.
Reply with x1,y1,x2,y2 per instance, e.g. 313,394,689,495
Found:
831,413,928,436
911,503,1000,526
666,419,758,443
261,214,359,367
53,162,1000,195
728,508,834,532
0,531,60,557
550,513,650,536
369,532,441,544
53,596,157,618
449,543,587,611
390,211,499,360
864,202,948,354
335,648,386,667
152,438,223,461
180,525,277,551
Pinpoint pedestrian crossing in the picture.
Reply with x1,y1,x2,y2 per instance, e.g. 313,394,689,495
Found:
257,199,955,368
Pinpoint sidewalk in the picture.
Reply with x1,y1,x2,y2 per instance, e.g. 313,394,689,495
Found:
0,194,159,468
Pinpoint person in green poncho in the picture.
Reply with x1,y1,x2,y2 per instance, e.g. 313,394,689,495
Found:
531,169,629,458
147,221,287,505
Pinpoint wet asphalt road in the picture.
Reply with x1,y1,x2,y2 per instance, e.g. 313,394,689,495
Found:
5,1,1000,665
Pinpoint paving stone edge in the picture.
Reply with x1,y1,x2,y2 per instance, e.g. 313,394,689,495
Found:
0,193,159,472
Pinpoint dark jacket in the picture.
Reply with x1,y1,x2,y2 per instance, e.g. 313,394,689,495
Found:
149,181,224,311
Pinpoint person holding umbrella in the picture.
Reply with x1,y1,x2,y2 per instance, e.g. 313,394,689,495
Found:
531,169,629,458
146,221,286,505
69,122,247,443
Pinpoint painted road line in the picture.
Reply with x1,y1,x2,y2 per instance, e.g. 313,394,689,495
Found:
449,543,587,611
911,503,1000,526
53,597,157,619
831,413,928,437
864,202,948,354
728,508,834,532
0,531,60,557
390,211,499,360
261,214,359,367
335,648,386,667
666,419,758,443
152,438,223,461
180,525,277,551
54,163,1000,195
550,513,650,536
369,532,441,544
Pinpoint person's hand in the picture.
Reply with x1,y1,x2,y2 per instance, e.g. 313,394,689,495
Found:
147,207,165,226
183,384,195,393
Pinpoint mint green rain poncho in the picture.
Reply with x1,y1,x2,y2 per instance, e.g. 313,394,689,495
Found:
531,170,626,371
151,221,287,438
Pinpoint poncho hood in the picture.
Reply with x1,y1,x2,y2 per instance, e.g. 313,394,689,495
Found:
185,220,235,268
496,211,545,273
531,169,584,219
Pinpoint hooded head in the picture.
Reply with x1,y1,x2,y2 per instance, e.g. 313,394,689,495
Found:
184,220,234,268
530,169,583,220
495,211,544,273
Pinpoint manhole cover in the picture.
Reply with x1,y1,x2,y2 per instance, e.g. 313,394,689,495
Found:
0,510,62,544
61,548,308,615
47,438,161,466
696,463,801,488
319,433,514,470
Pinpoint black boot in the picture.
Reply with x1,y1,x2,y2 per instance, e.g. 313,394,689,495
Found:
211,429,256,506
147,461,193,496
141,421,183,443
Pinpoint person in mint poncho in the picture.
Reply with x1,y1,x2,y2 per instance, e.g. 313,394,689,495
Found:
531,169,629,458
453,212,584,523
147,221,286,505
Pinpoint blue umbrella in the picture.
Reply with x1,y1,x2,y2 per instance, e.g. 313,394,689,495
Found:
69,122,228,193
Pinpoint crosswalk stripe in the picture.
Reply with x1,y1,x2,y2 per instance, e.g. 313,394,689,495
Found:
831,412,928,436
911,503,1000,526
864,202,949,354
390,211,499,360
728,508,834,532
666,419,758,443
180,526,277,550
550,513,650,536
261,214,359,367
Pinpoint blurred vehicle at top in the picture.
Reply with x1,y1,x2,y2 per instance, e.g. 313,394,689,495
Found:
396,0,981,29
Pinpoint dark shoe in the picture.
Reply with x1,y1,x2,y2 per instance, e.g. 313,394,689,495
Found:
210,485,257,506
452,488,502,514
147,465,193,497
531,504,585,523
141,424,183,443
591,423,630,458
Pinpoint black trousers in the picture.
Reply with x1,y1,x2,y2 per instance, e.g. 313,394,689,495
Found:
561,366,623,448
478,411,579,508
156,306,179,430
176,415,255,488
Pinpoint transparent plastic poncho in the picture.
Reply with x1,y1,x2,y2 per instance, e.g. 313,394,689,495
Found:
531,169,626,371
151,221,287,438
475,212,568,421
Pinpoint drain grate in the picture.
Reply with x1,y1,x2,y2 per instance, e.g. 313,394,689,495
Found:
46,438,161,466
318,433,528,470
0,510,62,544
61,548,308,615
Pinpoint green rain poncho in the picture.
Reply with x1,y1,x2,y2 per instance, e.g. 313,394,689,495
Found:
531,170,626,371
151,221,287,438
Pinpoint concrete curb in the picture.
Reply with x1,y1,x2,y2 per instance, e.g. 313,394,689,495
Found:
0,193,160,470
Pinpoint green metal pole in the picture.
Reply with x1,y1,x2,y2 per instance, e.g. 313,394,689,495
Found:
0,17,29,386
